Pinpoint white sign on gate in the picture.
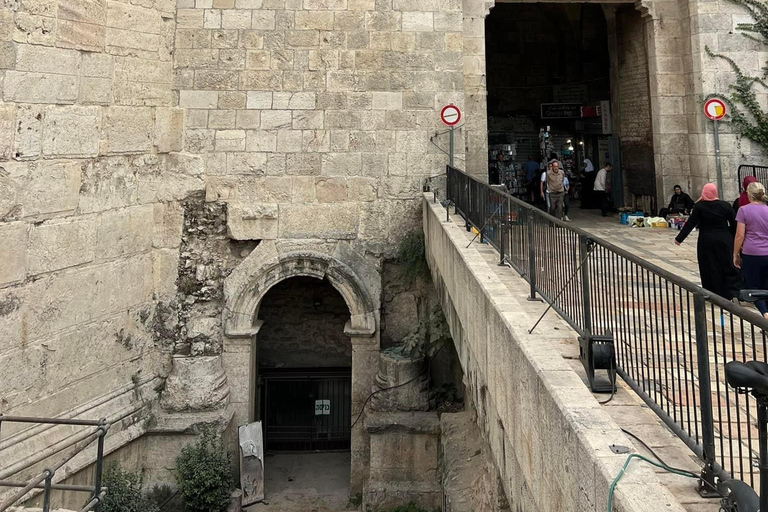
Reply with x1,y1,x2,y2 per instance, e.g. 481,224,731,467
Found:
314,399,330,415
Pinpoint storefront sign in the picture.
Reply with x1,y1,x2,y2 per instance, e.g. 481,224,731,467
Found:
553,84,589,103
540,103,582,119
600,100,612,134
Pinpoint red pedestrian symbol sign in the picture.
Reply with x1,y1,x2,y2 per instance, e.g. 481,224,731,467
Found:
704,98,727,121
440,104,461,126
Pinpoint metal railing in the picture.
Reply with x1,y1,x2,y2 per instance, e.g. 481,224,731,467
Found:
0,415,109,512
446,165,768,493
738,164,768,188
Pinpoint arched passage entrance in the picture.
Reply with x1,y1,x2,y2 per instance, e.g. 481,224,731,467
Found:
223,241,379,495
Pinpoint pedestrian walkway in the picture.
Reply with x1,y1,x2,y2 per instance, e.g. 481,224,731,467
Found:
454,211,721,512
568,208,702,285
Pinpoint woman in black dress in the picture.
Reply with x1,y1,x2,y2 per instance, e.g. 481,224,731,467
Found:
675,183,740,299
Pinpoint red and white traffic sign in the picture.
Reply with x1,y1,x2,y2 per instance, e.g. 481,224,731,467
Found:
704,98,727,121
440,104,461,126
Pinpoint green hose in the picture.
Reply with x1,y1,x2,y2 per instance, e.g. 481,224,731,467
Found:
607,453,698,512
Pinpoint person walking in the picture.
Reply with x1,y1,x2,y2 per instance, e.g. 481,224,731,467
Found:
563,175,571,221
733,182,768,318
659,184,694,218
541,161,565,219
593,162,612,217
734,175,759,214
675,183,740,300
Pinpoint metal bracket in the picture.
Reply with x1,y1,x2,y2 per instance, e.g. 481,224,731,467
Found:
697,466,721,498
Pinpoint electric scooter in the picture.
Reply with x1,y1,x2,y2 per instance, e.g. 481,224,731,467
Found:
720,289,768,512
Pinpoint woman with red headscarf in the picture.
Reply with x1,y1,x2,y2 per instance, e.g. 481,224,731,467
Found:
733,175,759,214
675,183,740,299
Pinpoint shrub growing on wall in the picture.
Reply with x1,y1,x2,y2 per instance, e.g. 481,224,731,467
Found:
99,464,159,512
175,427,233,512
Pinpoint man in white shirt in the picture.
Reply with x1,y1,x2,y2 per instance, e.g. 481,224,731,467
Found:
593,163,612,217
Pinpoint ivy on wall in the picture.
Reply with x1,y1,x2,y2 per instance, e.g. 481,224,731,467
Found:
707,0,768,150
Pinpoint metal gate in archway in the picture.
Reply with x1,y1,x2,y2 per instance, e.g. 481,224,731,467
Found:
260,368,351,452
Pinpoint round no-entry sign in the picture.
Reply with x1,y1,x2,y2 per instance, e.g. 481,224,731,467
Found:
704,98,727,120
441,104,461,126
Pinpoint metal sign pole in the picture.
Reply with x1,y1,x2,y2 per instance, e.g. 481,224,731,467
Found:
449,126,455,167
714,118,723,194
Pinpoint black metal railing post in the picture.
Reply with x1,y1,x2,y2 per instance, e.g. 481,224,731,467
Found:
465,177,470,231
499,197,506,266
93,420,106,512
42,471,52,512
527,208,536,300
579,234,592,335
693,294,718,494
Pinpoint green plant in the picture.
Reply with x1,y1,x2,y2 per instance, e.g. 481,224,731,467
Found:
145,483,183,512
385,303,451,360
707,0,768,150
397,230,428,281
99,463,159,512
175,427,233,512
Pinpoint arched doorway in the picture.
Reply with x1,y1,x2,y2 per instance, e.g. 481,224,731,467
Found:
223,242,379,495
256,276,352,452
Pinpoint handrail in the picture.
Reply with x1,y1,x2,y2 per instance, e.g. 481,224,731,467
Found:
0,416,109,512
446,164,768,494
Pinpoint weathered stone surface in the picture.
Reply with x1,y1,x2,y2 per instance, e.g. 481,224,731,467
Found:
227,202,278,240
4,71,79,104
279,202,358,239
154,107,184,153
161,355,230,412
13,104,45,160
0,222,28,286
27,216,97,275
42,106,102,158
103,106,154,154
96,204,154,259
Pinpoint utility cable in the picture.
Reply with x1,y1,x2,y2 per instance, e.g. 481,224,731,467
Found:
606,453,698,512
466,204,503,249
529,241,595,334
597,358,616,405
350,344,446,430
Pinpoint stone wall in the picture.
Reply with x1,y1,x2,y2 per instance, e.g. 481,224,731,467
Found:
0,0,192,455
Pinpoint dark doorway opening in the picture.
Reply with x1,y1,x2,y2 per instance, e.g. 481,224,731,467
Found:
256,276,353,453
261,367,352,452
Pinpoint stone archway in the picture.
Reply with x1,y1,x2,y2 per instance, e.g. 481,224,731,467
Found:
222,240,380,494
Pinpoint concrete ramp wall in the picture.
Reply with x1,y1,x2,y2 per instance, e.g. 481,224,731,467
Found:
423,196,688,512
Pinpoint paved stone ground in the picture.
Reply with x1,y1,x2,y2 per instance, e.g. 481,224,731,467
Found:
568,207,702,284
453,210,723,512
246,453,356,512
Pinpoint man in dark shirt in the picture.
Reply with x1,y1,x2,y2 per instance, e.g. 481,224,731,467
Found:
523,155,541,203
659,184,695,217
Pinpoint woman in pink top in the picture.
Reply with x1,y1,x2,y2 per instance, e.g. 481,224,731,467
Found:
734,181,768,318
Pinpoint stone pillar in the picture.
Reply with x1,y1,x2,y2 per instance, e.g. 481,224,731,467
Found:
348,326,379,495
222,320,263,430
463,0,491,181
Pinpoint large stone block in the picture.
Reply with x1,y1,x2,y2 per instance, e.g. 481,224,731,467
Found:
57,19,106,51
154,108,184,153
95,204,154,259
106,0,163,34
153,247,179,296
227,202,278,240
4,71,78,104
279,202,359,239
27,216,97,275
0,222,28,286
152,201,184,249
103,106,154,153
179,90,219,108
42,106,102,158
322,152,362,176
15,44,81,75
3,160,82,219
161,356,230,412
0,104,14,160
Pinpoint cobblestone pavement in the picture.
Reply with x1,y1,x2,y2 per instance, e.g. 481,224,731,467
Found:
568,208,702,285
